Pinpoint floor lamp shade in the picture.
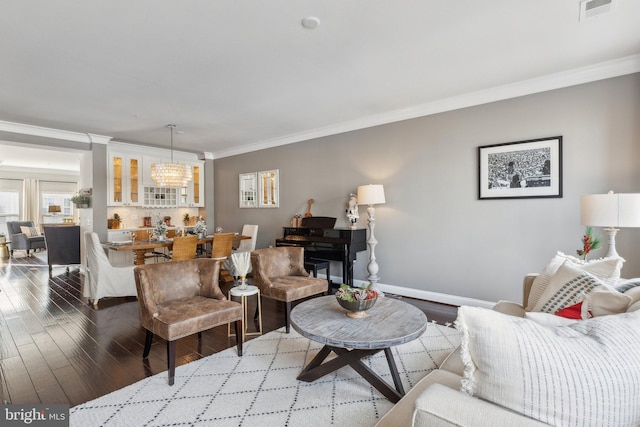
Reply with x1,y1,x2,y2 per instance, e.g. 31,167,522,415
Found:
357,185,386,206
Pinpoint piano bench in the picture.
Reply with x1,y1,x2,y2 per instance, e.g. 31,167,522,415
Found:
304,259,331,285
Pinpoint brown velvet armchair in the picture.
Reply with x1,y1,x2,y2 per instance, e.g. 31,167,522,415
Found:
134,258,243,385
251,247,328,333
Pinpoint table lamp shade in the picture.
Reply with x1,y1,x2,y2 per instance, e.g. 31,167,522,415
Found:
48,205,61,213
581,193,640,228
357,185,385,205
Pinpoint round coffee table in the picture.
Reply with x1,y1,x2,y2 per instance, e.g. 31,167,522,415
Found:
290,295,427,402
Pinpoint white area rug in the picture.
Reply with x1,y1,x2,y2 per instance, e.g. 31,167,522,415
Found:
71,322,461,427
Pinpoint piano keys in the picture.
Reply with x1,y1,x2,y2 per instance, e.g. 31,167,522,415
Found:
275,216,367,287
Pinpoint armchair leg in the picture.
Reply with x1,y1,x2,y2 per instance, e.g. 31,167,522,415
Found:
234,319,243,356
197,332,202,341
143,330,153,358
285,301,291,333
167,340,176,386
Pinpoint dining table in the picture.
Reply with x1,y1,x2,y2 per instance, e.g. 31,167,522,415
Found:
104,234,251,265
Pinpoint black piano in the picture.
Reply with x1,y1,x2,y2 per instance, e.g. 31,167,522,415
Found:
275,216,367,287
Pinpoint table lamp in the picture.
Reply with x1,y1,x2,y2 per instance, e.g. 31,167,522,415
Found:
357,184,386,294
580,191,640,258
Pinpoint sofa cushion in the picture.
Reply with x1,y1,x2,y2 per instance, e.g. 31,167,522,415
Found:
20,225,40,237
582,285,631,317
531,260,603,313
457,306,640,427
615,278,640,293
526,252,623,311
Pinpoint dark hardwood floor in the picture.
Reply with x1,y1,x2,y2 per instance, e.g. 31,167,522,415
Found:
0,253,458,407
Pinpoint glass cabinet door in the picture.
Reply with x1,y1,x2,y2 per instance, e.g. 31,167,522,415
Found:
112,155,123,204
129,158,139,204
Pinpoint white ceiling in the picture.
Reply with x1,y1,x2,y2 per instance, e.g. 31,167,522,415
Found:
1,0,640,169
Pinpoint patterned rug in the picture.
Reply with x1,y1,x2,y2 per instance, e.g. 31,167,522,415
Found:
70,322,461,427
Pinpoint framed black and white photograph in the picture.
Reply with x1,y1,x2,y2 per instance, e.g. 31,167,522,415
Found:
478,136,562,200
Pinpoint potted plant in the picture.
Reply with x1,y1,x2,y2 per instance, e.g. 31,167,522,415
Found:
108,213,121,229
193,217,207,238
153,220,168,241
183,213,190,226
335,283,379,318
71,194,91,208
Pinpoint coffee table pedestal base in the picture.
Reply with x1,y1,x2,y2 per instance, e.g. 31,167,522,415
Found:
297,345,404,403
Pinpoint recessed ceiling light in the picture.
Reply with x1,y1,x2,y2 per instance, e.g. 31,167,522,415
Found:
301,16,320,30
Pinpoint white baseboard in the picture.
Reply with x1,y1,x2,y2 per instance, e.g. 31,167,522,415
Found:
328,275,496,309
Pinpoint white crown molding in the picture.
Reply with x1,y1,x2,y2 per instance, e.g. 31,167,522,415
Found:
0,120,112,144
214,53,640,159
198,152,214,160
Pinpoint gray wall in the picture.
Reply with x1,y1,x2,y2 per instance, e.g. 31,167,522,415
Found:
214,73,640,304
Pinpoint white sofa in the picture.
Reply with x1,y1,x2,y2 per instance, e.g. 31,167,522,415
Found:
376,272,640,427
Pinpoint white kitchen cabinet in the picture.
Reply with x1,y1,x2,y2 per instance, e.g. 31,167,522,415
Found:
108,153,143,207
178,161,205,207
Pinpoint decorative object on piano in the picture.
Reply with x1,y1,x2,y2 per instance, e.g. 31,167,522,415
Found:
239,172,258,208
357,184,386,295
335,284,379,318
194,216,207,239
346,193,359,229
291,214,302,227
304,199,314,217
258,169,279,208
154,220,168,241
230,251,251,290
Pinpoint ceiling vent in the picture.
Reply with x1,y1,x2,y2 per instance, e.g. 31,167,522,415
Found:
579,0,616,21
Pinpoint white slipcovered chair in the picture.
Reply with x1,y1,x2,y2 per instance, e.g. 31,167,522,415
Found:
223,224,258,278
84,231,137,307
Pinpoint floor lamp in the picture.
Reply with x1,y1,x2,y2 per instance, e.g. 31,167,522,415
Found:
357,184,386,294
580,191,640,258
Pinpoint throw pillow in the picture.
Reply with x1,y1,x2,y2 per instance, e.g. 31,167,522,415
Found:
457,306,640,427
20,226,40,237
531,260,603,313
526,252,624,311
582,286,631,317
555,301,584,319
615,278,640,293
524,311,578,326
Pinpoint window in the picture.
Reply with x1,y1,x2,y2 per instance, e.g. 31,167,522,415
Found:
0,190,20,236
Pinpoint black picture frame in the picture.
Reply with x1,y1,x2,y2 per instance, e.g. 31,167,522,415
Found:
478,136,562,200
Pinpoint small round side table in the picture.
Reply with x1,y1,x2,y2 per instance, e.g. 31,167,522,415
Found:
0,241,10,260
227,284,263,343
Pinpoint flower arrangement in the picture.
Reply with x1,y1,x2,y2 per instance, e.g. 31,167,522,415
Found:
335,283,379,302
193,216,207,235
153,220,168,237
576,226,601,260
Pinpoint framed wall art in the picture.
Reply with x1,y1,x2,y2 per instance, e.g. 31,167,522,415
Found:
258,169,279,208
478,136,562,200
239,172,257,208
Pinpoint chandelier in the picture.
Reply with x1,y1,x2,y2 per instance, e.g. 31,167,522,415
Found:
151,124,193,188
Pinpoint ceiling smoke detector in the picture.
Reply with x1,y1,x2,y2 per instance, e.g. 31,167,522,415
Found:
579,0,616,21
301,16,320,29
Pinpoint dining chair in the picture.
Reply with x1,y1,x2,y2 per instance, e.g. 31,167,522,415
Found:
131,229,170,262
211,232,235,283
170,235,198,261
134,258,243,385
84,231,137,307
223,224,258,279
